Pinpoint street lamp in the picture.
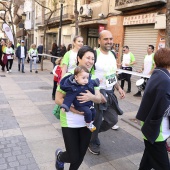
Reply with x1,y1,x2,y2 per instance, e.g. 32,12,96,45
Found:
21,12,26,40
57,0,65,57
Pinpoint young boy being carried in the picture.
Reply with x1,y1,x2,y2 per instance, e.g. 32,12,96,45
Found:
60,66,100,132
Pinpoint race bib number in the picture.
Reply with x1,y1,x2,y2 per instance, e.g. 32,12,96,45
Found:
105,74,117,87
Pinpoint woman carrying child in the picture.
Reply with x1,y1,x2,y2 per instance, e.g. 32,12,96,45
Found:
55,46,101,170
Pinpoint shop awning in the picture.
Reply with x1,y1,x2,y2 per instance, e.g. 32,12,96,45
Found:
46,27,58,33
78,19,107,26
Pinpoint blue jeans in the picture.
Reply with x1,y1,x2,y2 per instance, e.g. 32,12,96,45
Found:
30,57,37,71
18,58,25,72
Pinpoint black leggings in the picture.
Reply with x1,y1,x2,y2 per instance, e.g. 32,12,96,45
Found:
139,140,170,170
60,127,91,170
52,81,57,97
6,59,13,71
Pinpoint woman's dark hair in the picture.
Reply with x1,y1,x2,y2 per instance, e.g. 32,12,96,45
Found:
76,46,97,73
148,45,154,51
52,43,57,50
154,48,170,69
67,44,72,51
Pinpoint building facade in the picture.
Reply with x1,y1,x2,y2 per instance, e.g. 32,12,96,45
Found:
12,0,167,68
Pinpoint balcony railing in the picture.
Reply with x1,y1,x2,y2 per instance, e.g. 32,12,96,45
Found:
35,16,44,26
44,5,74,24
115,0,166,11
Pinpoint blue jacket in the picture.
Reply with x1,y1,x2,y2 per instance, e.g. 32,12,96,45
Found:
37,45,43,54
16,46,27,58
136,68,170,144
60,74,99,112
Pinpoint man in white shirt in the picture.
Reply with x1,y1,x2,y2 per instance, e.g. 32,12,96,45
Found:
121,46,136,93
134,45,155,97
88,30,125,155
16,40,27,73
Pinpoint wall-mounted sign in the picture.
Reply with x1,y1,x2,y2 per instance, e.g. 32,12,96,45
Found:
110,17,117,25
123,13,156,25
99,25,105,33
88,28,98,37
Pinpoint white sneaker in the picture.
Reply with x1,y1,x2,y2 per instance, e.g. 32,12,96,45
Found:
9,70,12,73
112,125,119,130
86,122,96,132
6,71,9,73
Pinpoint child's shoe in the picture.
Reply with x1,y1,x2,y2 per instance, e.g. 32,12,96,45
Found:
86,122,96,132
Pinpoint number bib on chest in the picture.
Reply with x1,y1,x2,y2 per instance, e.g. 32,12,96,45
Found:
105,74,117,87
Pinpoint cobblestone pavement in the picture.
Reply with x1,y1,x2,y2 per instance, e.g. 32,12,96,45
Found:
0,59,169,170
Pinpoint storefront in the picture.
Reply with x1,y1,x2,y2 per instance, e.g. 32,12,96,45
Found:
79,19,107,48
123,13,159,70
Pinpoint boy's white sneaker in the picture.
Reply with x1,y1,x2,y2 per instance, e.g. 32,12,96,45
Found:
86,122,96,132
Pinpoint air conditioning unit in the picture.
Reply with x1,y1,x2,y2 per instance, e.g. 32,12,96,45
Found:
79,4,92,18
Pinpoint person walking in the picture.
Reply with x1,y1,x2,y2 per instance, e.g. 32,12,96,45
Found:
134,45,155,97
60,44,67,57
121,46,136,93
55,46,101,170
50,43,58,68
88,30,125,155
28,44,38,73
4,41,14,73
136,48,170,170
16,40,27,73
37,43,43,63
52,57,62,100
61,35,83,77
0,40,6,71
0,41,4,72
17,39,21,47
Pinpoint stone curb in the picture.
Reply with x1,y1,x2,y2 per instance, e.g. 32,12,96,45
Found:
121,118,141,131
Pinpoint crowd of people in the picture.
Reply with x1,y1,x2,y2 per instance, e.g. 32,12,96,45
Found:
0,31,169,170
53,31,170,170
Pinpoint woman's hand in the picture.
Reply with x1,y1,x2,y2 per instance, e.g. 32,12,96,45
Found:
77,90,93,103
100,93,107,103
118,87,125,99
70,106,84,115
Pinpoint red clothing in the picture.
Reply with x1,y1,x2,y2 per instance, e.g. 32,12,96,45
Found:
54,65,62,83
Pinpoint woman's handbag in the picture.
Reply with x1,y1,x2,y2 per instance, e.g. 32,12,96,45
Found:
52,104,60,119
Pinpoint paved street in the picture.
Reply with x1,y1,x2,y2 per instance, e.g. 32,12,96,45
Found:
0,59,169,170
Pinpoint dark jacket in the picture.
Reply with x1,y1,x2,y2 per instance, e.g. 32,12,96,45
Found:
16,46,27,58
99,89,123,115
37,45,43,54
60,74,99,112
136,68,170,144
50,47,58,63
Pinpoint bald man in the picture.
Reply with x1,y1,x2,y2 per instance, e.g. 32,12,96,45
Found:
88,30,125,155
